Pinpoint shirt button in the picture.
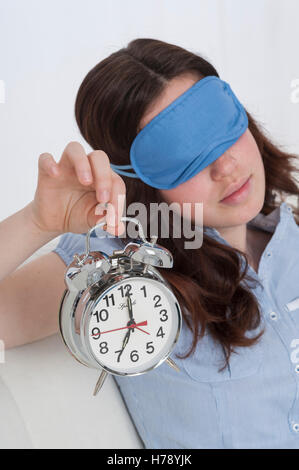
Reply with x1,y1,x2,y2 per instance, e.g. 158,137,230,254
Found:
286,205,292,213
269,311,278,320
293,423,299,432
266,251,272,258
295,365,299,374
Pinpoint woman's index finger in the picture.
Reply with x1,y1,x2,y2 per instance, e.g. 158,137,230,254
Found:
61,141,93,185
88,150,113,203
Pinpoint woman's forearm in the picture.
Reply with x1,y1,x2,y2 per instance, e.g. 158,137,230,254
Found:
0,201,61,281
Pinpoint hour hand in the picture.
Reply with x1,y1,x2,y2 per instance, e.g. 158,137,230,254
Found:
126,292,133,319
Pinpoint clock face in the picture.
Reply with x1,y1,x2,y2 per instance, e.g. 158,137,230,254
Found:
85,277,181,375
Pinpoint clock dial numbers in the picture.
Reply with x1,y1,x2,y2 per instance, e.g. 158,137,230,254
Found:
153,294,162,307
114,339,155,363
140,285,147,297
117,283,133,298
156,325,165,339
87,278,179,374
91,327,101,339
146,341,155,354
158,309,168,322
93,308,109,322
99,341,109,354
130,350,139,362
102,293,115,307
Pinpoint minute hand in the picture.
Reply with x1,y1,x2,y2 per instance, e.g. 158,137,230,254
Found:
126,293,134,321
117,318,135,362
121,330,130,351
126,293,135,332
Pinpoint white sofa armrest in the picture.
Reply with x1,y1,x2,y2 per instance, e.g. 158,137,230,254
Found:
0,237,144,449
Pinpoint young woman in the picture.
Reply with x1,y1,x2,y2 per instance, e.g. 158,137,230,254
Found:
1,38,299,449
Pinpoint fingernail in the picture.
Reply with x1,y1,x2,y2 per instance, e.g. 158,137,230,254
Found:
99,189,110,202
51,165,59,176
82,172,92,183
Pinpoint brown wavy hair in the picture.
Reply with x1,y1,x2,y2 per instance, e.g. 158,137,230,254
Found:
75,38,299,370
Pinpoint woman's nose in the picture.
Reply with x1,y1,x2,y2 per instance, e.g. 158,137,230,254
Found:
210,151,237,180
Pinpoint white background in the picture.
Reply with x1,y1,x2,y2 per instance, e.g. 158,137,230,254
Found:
0,0,299,449
0,0,299,220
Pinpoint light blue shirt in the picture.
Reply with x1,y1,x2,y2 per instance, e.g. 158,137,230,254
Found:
53,201,299,449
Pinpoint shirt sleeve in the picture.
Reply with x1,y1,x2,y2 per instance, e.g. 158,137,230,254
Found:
52,229,126,266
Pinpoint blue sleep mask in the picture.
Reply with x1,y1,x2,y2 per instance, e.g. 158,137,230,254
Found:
110,75,248,189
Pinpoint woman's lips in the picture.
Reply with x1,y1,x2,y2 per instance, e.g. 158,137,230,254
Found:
220,175,252,205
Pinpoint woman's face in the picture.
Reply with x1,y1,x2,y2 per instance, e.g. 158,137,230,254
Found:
139,72,266,231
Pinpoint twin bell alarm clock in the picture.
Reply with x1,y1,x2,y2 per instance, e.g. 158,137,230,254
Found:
59,216,182,396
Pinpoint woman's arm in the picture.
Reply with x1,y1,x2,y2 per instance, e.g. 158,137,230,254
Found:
0,252,66,349
0,202,60,282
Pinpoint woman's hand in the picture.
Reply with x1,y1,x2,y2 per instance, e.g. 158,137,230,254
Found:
29,141,126,236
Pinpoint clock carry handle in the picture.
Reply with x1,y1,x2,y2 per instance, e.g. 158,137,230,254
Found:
79,216,158,266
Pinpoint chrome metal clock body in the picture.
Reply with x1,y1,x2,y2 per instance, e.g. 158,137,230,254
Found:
59,217,182,395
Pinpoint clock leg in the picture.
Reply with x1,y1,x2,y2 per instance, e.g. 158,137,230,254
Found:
166,357,180,373
93,369,108,396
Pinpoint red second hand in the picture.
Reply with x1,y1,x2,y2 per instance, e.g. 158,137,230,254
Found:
91,320,149,336
133,325,150,335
